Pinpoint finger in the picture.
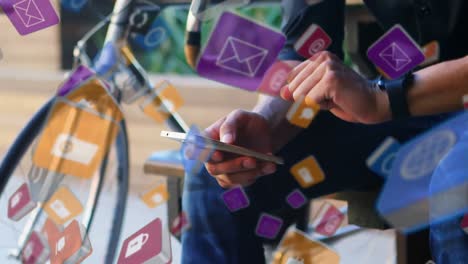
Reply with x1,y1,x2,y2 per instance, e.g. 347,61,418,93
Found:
205,116,226,141
280,84,294,101
288,53,330,95
287,52,323,83
219,110,249,144
291,61,327,101
205,156,257,175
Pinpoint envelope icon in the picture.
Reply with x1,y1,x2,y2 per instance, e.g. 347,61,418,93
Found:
13,0,46,28
216,36,268,77
379,42,411,71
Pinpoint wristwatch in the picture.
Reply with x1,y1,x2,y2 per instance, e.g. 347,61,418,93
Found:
372,73,415,119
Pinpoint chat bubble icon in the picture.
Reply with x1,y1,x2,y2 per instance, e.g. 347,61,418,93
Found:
300,108,315,120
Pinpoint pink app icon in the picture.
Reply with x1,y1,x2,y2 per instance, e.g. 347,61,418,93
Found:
461,214,468,234
170,211,191,236
0,0,60,36
22,231,50,264
118,218,172,264
312,203,344,237
294,24,332,59
8,183,37,221
222,186,250,212
257,61,292,97
255,213,283,239
286,189,307,209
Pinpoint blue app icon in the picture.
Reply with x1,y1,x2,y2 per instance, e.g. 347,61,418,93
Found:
131,18,170,51
61,0,87,13
366,136,401,178
377,112,468,232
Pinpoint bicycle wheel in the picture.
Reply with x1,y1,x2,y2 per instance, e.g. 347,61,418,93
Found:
0,98,129,263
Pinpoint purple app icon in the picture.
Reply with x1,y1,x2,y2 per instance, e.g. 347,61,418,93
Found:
255,213,283,239
222,186,250,212
196,11,286,91
0,0,60,36
57,65,94,96
286,189,307,209
367,25,424,79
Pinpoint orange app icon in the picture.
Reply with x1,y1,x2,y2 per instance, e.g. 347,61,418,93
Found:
290,156,325,188
50,220,93,264
286,97,320,128
140,81,184,123
141,183,169,209
44,185,83,225
42,218,63,250
421,41,439,66
32,100,120,179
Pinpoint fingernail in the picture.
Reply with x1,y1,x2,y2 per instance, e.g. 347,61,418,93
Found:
243,159,256,169
221,133,233,143
262,164,276,174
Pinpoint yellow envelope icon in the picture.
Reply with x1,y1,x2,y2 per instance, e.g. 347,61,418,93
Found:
32,100,120,179
215,36,268,77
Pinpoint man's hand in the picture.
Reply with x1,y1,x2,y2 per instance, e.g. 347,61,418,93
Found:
280,51,391,124
204,110,277,188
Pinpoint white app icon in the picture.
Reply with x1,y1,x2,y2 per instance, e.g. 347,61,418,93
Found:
56,236,65,254
125,233,149,258
51,133,99,165
300,108,315,120
298,167,313,184
308,39,326,55
24,241,34,260
50,199,71,219
11,192,22,208
400,130,456,180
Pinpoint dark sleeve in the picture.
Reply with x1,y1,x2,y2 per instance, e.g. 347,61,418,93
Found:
278,0,346,61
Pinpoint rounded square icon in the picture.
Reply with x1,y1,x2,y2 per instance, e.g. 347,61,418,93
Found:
367,24,425,79
131,18,169,51
0,0,60,36
286,96,320,128
44,185,83,225
8,183,37,221
257,61,293,97
222,186,250,212
312,203,344,236
22,231,49,264
197,11,286,91
255,213,283,239
286,189,307,209
141,183,169,209
181,125,214,176
290,156,325,188
294,24,332,59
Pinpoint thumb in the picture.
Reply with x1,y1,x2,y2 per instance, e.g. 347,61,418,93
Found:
219,110,248,144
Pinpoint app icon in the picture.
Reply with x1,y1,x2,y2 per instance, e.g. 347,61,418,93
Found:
286,189,307,209
8,183,37,221
294,24,332,59
44,185,83,225
257,61,292,96
400,130,456,180
171,211,191,236
190,0,249,21
131,18,170,50
141,183,169,208
61,0,87,13
42,218,63,250
33,95,121,179
421,40,439,66
57,65,94,97
140,81,184,123
0,0,59,35
463,95,468,110
367,25,424,79
180,126,215,176
22,231,50,264
290,156,325,188
222,186,250,212
312,202,344,236
366,137,401,178
49,220,93,264
255,213,283,239
461,214,468,234
197,12,286,91
286,97,320,128
27,166,64,202
117,218,172,264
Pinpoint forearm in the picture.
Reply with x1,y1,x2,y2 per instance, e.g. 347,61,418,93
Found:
408,56,468,116
253,94,302,152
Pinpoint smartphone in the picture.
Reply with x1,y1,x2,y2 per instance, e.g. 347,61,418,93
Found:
160,131,284,165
